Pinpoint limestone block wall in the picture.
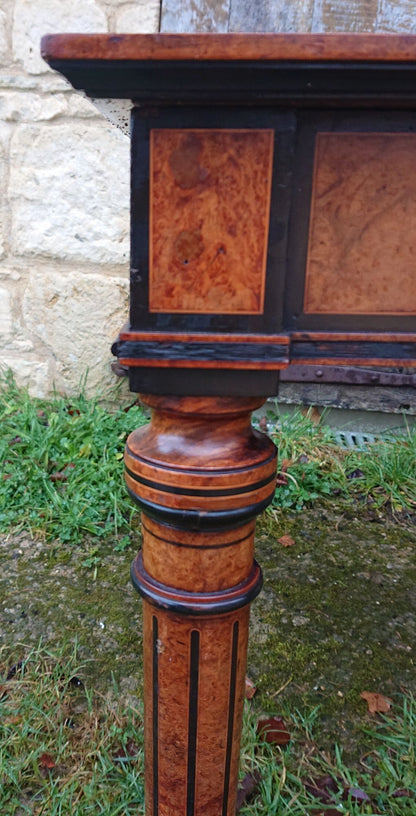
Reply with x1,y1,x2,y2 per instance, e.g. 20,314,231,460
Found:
0,0,160,396
1,0,414,397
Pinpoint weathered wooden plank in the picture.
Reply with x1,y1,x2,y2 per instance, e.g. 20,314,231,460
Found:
377,0,416,33
160,0,230,33
228,0,314,32
312,0,378,32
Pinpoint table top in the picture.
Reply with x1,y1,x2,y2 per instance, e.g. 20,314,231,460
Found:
41,32,416,63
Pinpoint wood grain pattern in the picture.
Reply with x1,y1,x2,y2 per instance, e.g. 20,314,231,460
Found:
41,32,416,63
143,604,249,816
228,0,314,33
125,395,277,514
161,0,230,33
304,133,416,315
312,0,378,33
377,0,416,34
128,396,275,815
149,129,273,314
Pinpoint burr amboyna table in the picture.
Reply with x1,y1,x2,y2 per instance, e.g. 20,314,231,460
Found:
42,33,416,816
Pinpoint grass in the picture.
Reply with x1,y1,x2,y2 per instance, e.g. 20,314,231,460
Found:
0,372,415,552
0,642,414,815
0,642,144,815
265,408,416,515
0,371,148,547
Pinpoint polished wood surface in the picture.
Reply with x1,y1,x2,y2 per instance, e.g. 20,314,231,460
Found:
305,133,416,315
41,32,416,63
150,129,272,314
127,396,276,816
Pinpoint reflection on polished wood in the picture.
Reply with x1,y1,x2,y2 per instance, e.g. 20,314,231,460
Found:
126,396,277,816
305,133,416,315
150,129,273,314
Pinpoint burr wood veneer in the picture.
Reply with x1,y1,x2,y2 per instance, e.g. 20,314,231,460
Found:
127,396,276,816
41,32,416,816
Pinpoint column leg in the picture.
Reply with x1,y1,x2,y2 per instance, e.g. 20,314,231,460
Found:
125,396,277,816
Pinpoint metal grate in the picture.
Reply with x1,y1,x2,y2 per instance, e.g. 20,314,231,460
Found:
332,430,378,450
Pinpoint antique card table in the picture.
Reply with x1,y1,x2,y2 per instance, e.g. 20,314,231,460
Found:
42,33,416,816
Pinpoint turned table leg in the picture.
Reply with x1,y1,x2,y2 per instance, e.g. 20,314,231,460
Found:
125,396,277,816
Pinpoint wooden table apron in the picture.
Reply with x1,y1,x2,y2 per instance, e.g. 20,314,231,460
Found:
41,33,416,816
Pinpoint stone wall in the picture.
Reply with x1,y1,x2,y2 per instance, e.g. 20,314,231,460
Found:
0,0,160,396
1,0,414,397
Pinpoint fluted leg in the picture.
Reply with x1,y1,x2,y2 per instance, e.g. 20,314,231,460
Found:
125,396,277,816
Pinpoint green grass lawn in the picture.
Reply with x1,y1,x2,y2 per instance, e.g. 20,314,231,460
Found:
0,643,414,815
1,372,415,814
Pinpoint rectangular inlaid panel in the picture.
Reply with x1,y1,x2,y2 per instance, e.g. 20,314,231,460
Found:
304,133,416,315
149,129,274,314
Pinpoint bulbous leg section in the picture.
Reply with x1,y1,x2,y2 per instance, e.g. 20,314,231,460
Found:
126,396,277,816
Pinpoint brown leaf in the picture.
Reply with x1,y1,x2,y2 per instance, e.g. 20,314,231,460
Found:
305,774,339,803
50,471,67,482
236,770,261,812
302,405,321,424
360,691,392,714
113,740,140,761
50,463,75,483
245,676,257,700
393,789,414,799
257,715,290,746
39,753,55,769
278,535,295,548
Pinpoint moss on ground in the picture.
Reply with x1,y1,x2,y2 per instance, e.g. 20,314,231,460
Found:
249,504,416,754
1,504,415,758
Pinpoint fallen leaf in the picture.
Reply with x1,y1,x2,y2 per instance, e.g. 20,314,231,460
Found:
392,789,414,799
257,715,290,746
113,739,140,761
278,535,295,548
305,774,339,803
245,676,257,700
302,406,321,424
360,691,392,714
347,468,365,480
39,753,55,769
236,770,261,811
6,661,24,680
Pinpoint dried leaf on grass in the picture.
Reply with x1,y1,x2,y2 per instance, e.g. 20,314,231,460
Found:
39,753,56,769
304,773,339,803
245,676,257,700
236,770,262,812
257,715,290,746
360,691,392,714
278,535,295,548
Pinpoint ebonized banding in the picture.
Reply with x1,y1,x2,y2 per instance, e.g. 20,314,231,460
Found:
131,553,263,615
141,520,252,551
116,340,289,366
152,615,159,816
291,340,416,363
187,630,200,816
222,621,239,816
126,488,274,530
125,465,275,498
